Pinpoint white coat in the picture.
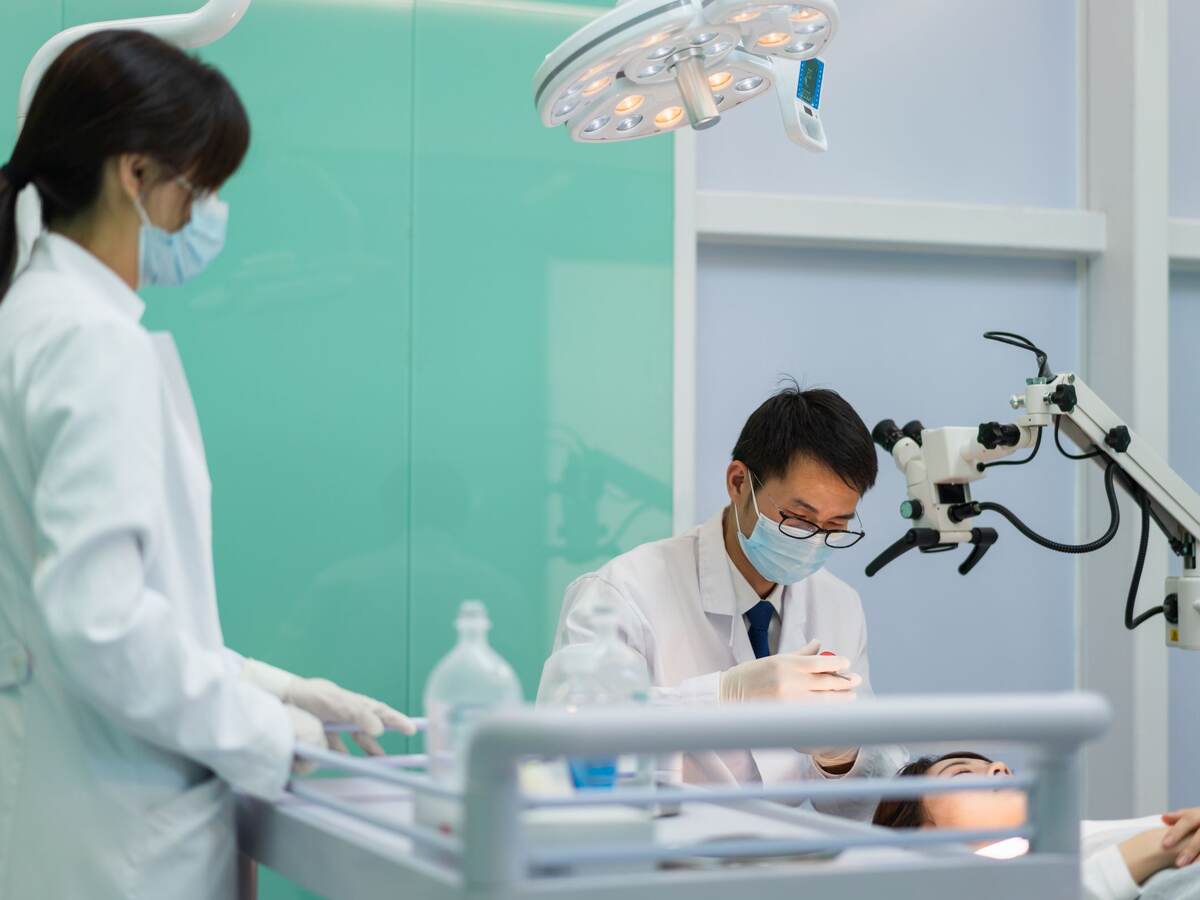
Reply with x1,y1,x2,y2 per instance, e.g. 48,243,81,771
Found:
0,234,293,899
542,509,907,820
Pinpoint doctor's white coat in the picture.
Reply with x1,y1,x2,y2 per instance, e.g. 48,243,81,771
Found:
0,234,293,899
542,510,907,820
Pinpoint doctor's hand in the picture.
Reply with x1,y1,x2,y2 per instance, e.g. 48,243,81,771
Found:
718,641,861,704
286,704,331,775
244,658,416,756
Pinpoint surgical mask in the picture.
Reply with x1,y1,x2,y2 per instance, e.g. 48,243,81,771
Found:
132,190,228,288
732,474,831,585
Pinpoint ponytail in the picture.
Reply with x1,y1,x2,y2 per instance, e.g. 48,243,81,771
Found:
0,161,29,298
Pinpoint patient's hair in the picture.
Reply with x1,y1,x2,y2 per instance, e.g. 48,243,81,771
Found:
871,751,994,829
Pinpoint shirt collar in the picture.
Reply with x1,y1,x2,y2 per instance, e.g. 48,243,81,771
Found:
697,507,784,617
31,233,145,322
728,553,783,617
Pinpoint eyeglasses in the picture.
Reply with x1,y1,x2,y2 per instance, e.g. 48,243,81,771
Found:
774,512,865,549
747,468,866,549
172,172,211,204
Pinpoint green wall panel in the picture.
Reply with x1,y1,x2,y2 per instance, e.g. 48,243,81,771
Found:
1,3,62,154
408,0,674,705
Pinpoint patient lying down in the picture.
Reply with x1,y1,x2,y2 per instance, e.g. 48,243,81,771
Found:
872,752,1200,900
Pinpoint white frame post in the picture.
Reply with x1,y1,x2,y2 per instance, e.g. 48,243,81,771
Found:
1079,0,1170,818
673,128,698,535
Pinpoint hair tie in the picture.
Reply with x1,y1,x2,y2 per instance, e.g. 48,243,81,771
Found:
1,161,32,191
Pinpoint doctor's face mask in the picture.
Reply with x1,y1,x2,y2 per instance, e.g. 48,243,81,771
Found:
732,471,831,585
730,459,862,585
131,171,228,288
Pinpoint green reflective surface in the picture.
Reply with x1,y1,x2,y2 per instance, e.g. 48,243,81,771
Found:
10,1,673,897
0,2,60,154
408,0,674,706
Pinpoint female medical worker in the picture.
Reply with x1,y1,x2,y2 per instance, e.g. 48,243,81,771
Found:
0,30,413,899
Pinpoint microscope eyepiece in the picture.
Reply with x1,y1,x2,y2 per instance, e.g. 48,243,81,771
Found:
872,419,904,453
901,420,925,445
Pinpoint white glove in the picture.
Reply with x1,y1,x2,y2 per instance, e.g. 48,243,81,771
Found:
718,640,862,704
286,704,330,775
243,658,416,756
811,746,859,773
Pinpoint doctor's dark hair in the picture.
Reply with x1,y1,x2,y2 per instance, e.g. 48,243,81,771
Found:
0,29,250,299
731,382,878,495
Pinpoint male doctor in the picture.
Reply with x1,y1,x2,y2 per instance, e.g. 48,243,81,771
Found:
541,386,905,819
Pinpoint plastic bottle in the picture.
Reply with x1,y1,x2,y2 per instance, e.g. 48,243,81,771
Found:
420,601,522,830
540,602,651,789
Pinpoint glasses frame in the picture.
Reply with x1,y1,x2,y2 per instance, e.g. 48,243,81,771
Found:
172,171,212,204
773,510,865,549
746,467,866,549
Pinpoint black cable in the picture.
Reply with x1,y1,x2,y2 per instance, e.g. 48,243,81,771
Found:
1053,423,1184,552
1125,487,1165,629
979,426,1043,471
983,331,1053,379
976,460,1121,554
1053,416,1103,460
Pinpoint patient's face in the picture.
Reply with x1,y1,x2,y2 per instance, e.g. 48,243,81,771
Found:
921,756,1028,830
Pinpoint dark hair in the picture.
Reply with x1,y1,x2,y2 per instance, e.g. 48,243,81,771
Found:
871,751,994,829
0,29,250,297
731,381,877,495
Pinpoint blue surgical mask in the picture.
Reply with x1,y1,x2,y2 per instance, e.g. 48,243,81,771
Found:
133,191,228,288
732,473,831,585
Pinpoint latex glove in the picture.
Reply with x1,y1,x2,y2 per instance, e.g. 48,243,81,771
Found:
286,703,330,775
244,658,416,755
812,746,860,774
719,639,862,704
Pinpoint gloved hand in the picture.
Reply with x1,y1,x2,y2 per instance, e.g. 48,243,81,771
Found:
244,658,416,756
718,640,862,704
812,746,859,774
286,704,330,775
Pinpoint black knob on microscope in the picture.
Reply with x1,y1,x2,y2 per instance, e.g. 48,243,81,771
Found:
872,419,904,452
901,420,925,445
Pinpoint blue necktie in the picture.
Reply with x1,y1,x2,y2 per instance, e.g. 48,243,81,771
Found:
746,600,776,659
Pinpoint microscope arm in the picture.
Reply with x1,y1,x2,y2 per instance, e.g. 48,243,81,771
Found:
869,371,1200,649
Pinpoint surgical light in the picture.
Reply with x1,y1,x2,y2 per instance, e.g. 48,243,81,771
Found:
708,71,733,90
655,106,685,128
533,0,837,148
756,31,790,47
581,76,611,96
615,94,645,113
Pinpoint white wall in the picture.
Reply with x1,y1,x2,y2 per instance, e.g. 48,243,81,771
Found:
693,0,1081,699
696,0,1078,206
1170,0,1200,219
696,247,1079,694
687,0,1200,814
1168,0,1200,810
1168,278,1200,809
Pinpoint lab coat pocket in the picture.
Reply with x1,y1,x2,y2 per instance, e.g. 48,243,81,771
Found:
131,774,237,900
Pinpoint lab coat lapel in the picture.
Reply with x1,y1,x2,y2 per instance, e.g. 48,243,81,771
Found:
777,584,810,653
697,510,756,665
149,333,205,460
751,583,816,785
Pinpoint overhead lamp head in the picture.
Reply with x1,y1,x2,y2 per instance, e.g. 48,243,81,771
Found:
533,0,837,147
